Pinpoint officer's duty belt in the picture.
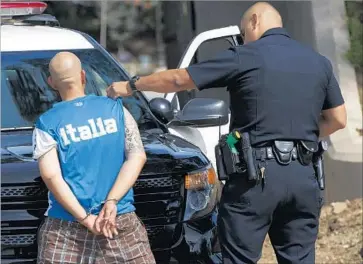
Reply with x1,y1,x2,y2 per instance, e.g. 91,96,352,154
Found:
253,140,318,166
251,140,326,190
254,146,297,160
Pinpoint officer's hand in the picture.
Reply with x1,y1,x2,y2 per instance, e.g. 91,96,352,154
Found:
95,201,118,239
106,81,132,98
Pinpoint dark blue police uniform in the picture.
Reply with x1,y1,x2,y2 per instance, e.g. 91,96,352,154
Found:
186,28,344,264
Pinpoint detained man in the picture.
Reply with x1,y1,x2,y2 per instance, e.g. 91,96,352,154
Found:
33,52,156,264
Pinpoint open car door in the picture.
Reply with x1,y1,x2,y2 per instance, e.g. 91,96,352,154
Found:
164,25,241,171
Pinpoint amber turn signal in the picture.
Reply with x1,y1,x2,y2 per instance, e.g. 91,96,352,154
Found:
185,167,217,190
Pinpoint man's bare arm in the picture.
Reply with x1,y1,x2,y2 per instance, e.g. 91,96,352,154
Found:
106,107,147,201
319,104,347,137
107,69,195,98
38,148,89,221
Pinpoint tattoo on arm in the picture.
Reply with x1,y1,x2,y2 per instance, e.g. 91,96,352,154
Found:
124,107,144,156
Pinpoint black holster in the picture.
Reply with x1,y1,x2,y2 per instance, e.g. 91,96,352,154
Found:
215,134,243,181
215,132,260,182
313,157,325,190
240,132,259,182
215,143,229,181
312,141,328,190
296,140,326,190
297,140,318,166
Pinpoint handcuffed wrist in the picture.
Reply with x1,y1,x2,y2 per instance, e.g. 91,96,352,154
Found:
77,213,90,223
103,198,118,205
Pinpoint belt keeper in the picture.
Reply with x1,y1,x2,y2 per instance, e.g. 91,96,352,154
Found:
266,147,273,159
292,147,297,160
260,149,266,162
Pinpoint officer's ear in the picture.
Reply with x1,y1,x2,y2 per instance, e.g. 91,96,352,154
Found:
251,13,258,30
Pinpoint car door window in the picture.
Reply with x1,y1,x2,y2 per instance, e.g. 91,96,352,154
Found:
178,38,234,108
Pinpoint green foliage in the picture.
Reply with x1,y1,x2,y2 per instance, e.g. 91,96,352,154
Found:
345,1,363,70
45,1,159,53
103,1,157,48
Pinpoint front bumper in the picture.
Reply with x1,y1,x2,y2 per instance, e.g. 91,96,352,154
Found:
1,205,221,264
151,209,222,264
1,210,222,264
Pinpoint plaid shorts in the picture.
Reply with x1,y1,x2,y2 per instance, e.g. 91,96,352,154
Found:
36,212,156,264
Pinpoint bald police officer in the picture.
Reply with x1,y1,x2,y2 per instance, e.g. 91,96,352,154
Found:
107,2,347,263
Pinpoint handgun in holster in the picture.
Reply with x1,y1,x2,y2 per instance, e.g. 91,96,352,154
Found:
215,131,243,181
215,131,260,182
312,140,328,190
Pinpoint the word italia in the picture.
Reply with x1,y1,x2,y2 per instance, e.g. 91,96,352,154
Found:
60,118,118,145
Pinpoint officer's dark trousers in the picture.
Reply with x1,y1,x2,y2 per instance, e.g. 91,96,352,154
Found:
217,159,324,264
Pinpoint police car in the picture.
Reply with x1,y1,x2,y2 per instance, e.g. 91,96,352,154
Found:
0,2,242,264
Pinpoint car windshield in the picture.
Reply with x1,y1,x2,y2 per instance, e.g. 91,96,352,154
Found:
1,49,157,130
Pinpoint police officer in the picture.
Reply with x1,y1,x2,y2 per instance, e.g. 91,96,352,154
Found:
107,2,347,263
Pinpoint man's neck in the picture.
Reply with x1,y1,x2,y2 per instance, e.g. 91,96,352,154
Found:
60,90,86,101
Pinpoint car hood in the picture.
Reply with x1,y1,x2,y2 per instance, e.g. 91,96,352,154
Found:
1,129,209,183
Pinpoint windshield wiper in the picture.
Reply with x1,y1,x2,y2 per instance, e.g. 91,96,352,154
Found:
1,126,34,132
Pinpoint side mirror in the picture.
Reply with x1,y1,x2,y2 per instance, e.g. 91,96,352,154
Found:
170,98,229,127
149,97,174,124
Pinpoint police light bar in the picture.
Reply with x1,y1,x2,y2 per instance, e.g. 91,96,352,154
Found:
0,2,47,17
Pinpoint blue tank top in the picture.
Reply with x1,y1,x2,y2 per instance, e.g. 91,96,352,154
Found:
34,95,135,221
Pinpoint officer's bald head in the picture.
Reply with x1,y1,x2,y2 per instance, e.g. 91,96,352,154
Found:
241,2,283,44
48,52,86,99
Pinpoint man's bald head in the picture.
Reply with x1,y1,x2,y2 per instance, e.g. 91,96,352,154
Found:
48,52,86,95
241,2,283,44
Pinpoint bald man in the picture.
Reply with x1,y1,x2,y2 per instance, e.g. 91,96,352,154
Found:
32,52,155,264
107,2,347,263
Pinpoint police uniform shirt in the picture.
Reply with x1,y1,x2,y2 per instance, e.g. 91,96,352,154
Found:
32,95,135,221
186,27,344,146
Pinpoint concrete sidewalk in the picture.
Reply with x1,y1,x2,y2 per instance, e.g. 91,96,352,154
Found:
313,0,362,164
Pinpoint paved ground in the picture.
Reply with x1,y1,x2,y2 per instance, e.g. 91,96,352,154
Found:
323,153,362,203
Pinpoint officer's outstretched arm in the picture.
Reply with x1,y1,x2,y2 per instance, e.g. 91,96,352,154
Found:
107,48,242,98
319,104,347,137
107,69,196,98
136,69,197,93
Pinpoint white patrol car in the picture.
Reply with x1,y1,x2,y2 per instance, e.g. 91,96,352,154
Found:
1,1,242,174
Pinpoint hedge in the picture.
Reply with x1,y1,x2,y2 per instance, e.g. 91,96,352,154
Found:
345,1,363,70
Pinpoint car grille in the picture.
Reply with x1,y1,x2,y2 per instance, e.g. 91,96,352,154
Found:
133,174,183,249
1,234,36,247
134,176,180,190
2,185,47,199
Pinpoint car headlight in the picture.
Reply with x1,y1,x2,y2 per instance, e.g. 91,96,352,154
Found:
183,166,219,221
